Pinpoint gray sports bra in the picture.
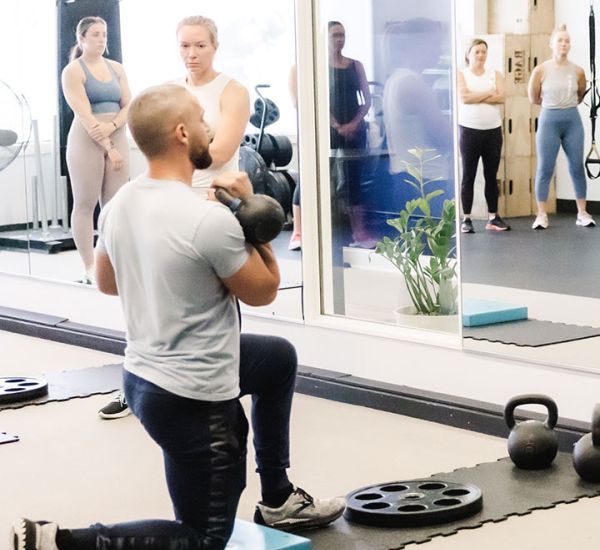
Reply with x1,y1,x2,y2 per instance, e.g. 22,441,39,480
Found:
79,59,122,114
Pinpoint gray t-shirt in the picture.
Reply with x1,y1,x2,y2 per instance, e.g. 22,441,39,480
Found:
541,61,580,109
97,175,250,401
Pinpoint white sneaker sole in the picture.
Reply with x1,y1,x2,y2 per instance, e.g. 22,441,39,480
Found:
98,407,132,420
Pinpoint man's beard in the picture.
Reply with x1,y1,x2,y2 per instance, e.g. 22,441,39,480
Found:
189,143,212,170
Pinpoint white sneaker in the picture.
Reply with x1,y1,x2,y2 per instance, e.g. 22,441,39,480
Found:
576,212,596,227
254,487,345,532
532,213,549,230
10,518,59,550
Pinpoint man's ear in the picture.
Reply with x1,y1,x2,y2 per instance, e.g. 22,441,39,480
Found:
175,122,188,145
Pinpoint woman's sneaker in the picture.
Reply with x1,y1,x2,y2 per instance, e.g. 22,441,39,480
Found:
485,215,510,231
576,212,596,227
254,487,345,532
98,392,131,419
460,219,475,233
10,518,59,550
532,213,549,230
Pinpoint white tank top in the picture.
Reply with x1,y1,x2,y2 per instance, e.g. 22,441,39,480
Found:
458,68,502,130
175,73,240,197
540,61,579,109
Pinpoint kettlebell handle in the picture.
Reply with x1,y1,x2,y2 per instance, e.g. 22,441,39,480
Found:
214,188,242,212
592,403,600,447
504,394,558,430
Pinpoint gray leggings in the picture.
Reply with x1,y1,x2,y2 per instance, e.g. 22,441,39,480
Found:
66,114,130,271
535,107,587,202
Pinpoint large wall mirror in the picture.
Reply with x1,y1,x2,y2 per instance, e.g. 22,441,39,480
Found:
457,0,600,371
315,0,459,335
0,0,303,320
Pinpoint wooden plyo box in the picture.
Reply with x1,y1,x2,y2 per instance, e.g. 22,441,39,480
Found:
504,96,533,157
504,156,533,217
504,34,530,97
488,0,555,35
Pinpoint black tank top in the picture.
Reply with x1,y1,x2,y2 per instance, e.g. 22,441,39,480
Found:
329,60,367,149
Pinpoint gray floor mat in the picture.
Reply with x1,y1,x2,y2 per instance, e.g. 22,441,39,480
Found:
0,363,123,411
305,453,600,549
463,319,600,347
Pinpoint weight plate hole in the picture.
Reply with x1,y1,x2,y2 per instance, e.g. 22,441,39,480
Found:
443,489,470,496
418,482,446,490
17,382,39,387
354,493,383,501
433,498,462,507
398,504,427,512
402,493,424,500
379,484,409,492
362,502,391,510
5,378,26,383
5,388,26,393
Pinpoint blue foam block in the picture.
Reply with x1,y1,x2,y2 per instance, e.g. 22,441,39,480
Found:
462,298,528,327
226,519,311,549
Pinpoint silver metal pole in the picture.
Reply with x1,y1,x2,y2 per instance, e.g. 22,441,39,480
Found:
31,175,40,231
31,120,49,235
60,175,70,231
50,115,60,228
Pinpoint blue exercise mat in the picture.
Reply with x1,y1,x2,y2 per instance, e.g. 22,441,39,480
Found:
462,298,528,327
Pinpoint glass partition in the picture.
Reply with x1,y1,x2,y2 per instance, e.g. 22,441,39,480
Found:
315,0,458,334
0,1,33,276
0,0,303,322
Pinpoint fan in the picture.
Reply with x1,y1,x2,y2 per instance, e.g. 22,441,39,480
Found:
0,79,32,172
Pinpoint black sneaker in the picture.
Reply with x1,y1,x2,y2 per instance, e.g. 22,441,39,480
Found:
10,518,59,549
485,215,510,231
98,392,131,419
461,219,475,233
254,487,345,532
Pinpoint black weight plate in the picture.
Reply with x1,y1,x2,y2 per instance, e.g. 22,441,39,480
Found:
250,98,280,128
265,170,292,215
269,135,293,167
344,479,482,527
0,376,48,404
239,145,269,195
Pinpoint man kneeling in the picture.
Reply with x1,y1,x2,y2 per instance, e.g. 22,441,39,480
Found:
11,84,344,550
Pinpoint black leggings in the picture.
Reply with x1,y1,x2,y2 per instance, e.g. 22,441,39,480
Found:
459,125,502,215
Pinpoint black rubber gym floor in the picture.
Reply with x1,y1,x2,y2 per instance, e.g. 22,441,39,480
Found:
304,452,600,549
460,213,600,298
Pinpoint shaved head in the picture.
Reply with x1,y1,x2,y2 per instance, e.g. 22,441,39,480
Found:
128,84,206,158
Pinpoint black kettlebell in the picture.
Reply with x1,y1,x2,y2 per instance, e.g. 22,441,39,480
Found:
573,404,600,482
504,394,559,470
215,188,285,245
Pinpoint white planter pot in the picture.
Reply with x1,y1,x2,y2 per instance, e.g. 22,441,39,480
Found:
394,305,459,333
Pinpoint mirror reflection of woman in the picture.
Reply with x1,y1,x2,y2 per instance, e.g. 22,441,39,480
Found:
328,21,375,248
457,38,509,233
62,16,131,284
528,24,595,229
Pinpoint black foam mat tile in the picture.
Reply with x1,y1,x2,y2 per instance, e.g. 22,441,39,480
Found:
0,363,123,411
463,319,600,347
305,453,600,549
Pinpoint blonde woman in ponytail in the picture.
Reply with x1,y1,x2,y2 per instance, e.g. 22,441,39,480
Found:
528,24,595,229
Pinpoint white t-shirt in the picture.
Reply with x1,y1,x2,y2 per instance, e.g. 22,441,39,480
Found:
174,73,240,197
97,175,250,401
458,68,502,130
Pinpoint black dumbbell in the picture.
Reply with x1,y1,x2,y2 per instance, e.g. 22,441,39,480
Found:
215,188,285,245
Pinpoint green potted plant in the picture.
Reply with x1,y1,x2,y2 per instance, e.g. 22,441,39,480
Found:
375,147,457,317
